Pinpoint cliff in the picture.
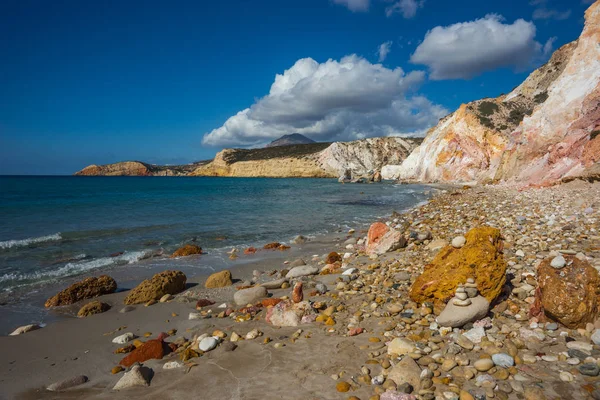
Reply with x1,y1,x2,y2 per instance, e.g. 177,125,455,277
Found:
74,161,207,176
190,137,422,178
386,1,600,186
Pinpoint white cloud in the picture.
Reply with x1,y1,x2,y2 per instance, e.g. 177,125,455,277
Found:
410,14,556,80
332,0,370,12
532,7,571,20
386,0,425,18
378,41,393,62
202,56,448,147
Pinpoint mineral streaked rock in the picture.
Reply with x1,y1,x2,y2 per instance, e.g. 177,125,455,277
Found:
387,2,599,185
409,226,506,307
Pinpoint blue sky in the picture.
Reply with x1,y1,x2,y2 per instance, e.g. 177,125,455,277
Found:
0,0,591,174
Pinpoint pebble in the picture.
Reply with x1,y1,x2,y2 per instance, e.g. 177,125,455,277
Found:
46,375,88,391
199,337,218,352
163,361,183,369
113,365,152,390
550,255,566,269
474,358,494,372
492,353,514,368
579,363,600,376
451,236,466,248
112,332,135,344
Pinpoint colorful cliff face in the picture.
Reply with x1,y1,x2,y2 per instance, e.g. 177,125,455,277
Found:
74,161,204,176
388,1,599,186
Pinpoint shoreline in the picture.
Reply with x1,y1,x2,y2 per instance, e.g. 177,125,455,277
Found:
1,181,598,399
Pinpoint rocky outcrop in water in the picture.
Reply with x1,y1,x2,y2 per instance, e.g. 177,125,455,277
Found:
45,275,117,307
386,1,600,186
75,161,207,176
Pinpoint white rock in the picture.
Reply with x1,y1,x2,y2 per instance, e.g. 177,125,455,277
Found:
233,286,268,306
451,236,466,248
113,365,151,390
342,268,357,276
559,371,574,382
343,252,352,259
592,329,600,346
188,312,202,320
550,255,566,269
436,295,489,328
566,341,593,352
163,361,183,370
285,265,319,279
199,337,219,352
516,250,525,257
112,332,135,344
245,329,261,340
9,324,41,336
387,338,415,356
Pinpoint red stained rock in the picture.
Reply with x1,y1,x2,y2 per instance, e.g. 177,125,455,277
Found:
119,339,169,367
348,327,364,336
367,222,389,246
244,247,257,255
292,282,303,303
325,252,342,264
196,299,215,309
261,298,282,307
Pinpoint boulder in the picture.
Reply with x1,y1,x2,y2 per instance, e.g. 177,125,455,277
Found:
233,286,268,306
532,255,600,328
366,222,407,255
45,275,117,308
205,270,233,288
47,375,88,391
409,227,506,306
124,271,186,305
77,300,111,317
119,338,168,367
387,356,421,390
113,365,152,390
436,295,489,328
9,324,41,336
170,244,202,258
265,300,316,327
285,265,319,279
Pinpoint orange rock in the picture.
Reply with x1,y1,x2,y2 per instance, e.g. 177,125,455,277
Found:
171,244,202,258
263,242,283,250
534,255,600,328
261,298,282,307
123,270,187,305
409,226,506,307
244,247,257,255
325,252,342,264
119,339,168,367
292,282,303,303
205,270,232,288
367,222,389,245
45,275,117,308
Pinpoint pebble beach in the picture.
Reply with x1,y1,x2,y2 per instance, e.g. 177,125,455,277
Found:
1,180,599,400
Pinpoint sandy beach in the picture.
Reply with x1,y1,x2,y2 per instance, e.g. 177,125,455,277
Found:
1,181,599,400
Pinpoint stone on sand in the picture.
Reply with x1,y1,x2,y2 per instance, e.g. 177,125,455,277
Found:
113,365,152,390
77,300,111,317
387,356,421,390
47,375,88,391
45,275,117,308
387,338,416,356
112,332,135,344
436,295,489,328
124,270,187,305
233,286,268,306
260,278,288,289
205,270,233,288
9,324,41,336
285,265,319,279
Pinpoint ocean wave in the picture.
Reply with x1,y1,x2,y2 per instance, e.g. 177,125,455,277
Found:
0,233,62,250
0,249,157,285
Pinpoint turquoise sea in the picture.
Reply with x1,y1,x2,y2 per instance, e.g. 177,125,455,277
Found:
0,176,432,331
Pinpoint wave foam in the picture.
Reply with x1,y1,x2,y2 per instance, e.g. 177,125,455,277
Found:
0,233,62,250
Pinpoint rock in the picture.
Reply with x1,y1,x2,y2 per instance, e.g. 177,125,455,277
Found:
342,268,357,276
566,341,593,352
205,270,233,288
491,353,514,368
199,337,219,352
293,235,307,244
591,329,600,345
366,222,407,255
120,338,167,367
123,271,186,305
474,358,494,372
426,239,448,252
9,324,41,336
46,375,88,391
171,244,202,258
233,286,268,306
534,255,600,328
266,300,316,327
112,332,135,344
315,283,327,294
196,299,215,309
77,300,110,317
261,278,288,289
289,258,306,267
292,282,303,303
387,338,416,356
380,392,417,400
410,227,506,306
550,255,566,269
387,356,421,391
163,361,183,369
326,252,342,264
285,265,319,279
579,363,600,376
159,294,173,302
113,365,152,390
437,295,489,328
451,236,466,248
336,381,351,392
45,275,117,307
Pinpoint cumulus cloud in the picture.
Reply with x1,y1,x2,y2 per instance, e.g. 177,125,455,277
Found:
410,14,556,80
332,0,370,12
202,56,448,147
532,7,571,20
386,0,425,18
378,41,393,62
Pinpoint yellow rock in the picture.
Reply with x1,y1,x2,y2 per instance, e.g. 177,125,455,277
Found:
212,330,226,338
336,382,351,392
325,317,336,326
143,332,152,337
133,339,144,348
459,391,475,400
410,226,506,306
111,366,124,374
368,337,381,343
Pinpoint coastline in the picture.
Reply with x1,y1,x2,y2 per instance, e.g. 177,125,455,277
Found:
0,181,598,400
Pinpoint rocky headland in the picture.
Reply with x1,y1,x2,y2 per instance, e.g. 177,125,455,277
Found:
74,161,209,177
